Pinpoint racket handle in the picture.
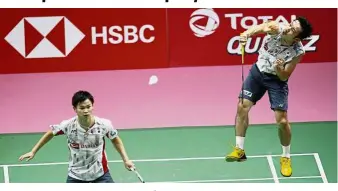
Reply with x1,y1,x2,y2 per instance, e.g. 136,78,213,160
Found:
241,44,245,64
239,33,245,64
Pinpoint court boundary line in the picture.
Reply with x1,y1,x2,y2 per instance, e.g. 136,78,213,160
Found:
313,153,328,183
0,153,327,183
3,165,9,183
0,152,317,167
157,175,322,183
267,155,279,183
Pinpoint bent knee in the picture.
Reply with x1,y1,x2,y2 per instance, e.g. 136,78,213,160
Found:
237,99,253,113
277,118,289,129
275,110,289,128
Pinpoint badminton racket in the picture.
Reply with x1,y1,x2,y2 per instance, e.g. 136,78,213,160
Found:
240,34,245,105
130,167,145,183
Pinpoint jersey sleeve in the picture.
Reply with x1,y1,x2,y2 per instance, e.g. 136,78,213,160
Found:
105,120,118,140
295,43,305,57
50,119,70,136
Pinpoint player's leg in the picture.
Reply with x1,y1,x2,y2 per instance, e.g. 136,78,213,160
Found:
225,64,266,162
275,110,291,156
266,79,292,177
274,109,292,177
93,171,114,183
234,98,254,146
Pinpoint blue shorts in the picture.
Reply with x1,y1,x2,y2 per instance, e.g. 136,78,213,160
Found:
66,171,114,183
239,64,289,111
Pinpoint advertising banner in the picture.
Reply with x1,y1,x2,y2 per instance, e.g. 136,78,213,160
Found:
168,8,337,67
0,8,168,74
1,8,336,74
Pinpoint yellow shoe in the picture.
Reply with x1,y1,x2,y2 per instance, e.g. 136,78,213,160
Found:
280,157,292,177
225,147,247,162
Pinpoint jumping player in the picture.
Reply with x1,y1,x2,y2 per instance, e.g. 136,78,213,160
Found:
19,90,135,183
225,17,313,177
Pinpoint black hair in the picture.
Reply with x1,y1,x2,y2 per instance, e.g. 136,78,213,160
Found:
296,16,313,40
72,90,94,108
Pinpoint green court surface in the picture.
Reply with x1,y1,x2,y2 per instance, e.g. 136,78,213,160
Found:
0,121,336,183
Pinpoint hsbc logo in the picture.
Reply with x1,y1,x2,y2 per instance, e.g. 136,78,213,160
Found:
4,16,85,59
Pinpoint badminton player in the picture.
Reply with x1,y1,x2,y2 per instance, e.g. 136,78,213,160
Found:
19,90,135,183
225,17,313,177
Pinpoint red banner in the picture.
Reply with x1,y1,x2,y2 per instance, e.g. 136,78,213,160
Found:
168,8,337,67
0,8,336,74
0,8,168,74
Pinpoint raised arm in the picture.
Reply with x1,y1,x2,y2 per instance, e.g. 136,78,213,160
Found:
242,20,280,37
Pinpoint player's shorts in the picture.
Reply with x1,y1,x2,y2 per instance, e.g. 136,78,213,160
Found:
66,171,114,183
239,63,289,111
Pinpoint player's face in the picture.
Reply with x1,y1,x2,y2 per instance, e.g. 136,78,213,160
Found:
74,99,93,118
283,20,302,39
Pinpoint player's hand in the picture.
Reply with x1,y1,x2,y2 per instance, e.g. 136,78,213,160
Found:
239,33,248,45
19,151,35,161
273,58,285,71
274,58,285,66
124,160,135,171
282,25,292,35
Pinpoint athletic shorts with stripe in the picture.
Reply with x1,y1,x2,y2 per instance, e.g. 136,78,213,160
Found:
239,63,289,111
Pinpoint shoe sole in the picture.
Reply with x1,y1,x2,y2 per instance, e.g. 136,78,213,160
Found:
280,171,292,177
225,156,247,162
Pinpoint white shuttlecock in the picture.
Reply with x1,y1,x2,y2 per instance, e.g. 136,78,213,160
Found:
149,75,158,85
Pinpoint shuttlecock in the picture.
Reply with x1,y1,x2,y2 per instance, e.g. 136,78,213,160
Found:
149,75,158,85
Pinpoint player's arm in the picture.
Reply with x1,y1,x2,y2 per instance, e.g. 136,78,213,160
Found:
30,130,54,154
19,120,68,161
19,130,54,161
242,20,280,38
106,121,135,170
274,55,303,81
111,136,130,162
110,136,135,170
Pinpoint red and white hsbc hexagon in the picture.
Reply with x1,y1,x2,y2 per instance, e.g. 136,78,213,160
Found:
4,16,85,59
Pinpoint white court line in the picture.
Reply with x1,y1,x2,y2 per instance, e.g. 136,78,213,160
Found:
313,153,328,183
156,176,322,183
3,165,9,183
267,155,279,183
0,152,316,167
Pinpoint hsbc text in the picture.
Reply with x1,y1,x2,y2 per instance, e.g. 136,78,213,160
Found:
91,25,155,44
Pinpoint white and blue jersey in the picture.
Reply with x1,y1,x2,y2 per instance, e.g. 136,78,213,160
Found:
256,24,305,75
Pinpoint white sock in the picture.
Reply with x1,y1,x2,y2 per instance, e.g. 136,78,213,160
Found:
282,145,291,158
236,136,245,150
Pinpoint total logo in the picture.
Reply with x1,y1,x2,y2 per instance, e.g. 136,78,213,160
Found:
5,16,156,59
189,8,220,38
189,10,319,53
5,16,85,59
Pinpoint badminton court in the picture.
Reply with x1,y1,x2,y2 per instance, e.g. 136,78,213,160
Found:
0,152,328,183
